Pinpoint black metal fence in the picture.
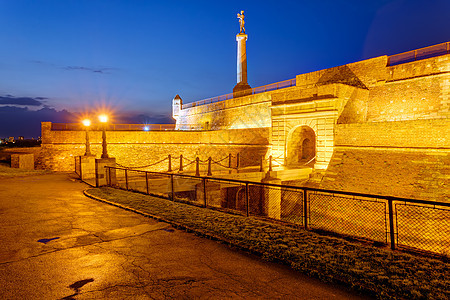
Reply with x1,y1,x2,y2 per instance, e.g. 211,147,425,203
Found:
105,166,450,257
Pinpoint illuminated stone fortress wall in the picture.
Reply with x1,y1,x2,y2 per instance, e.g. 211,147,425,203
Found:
40,43,449,201
173,44,450,200
38,123,268,172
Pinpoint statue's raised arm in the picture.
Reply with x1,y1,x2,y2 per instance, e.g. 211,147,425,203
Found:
237,10,245,34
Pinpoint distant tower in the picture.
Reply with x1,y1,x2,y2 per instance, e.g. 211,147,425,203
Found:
172,94,182,120
233,10,251,97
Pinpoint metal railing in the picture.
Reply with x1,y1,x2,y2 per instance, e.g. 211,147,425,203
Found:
51,123,176,131
105,166,450,257
183,78,296,109
114,153,263,174
388,41,450,66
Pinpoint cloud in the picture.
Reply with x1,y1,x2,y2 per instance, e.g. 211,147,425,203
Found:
29,60,117,74
0,106,74,138
63,66,115,74
0,95,47,106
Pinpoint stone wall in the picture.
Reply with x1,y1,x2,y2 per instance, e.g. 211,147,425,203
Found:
40,122,269,172
293,54,450,124
38,46,450,202
367,56,450,122
335,119,450,148
175,88,297,130
319,147,449,202
285,53,450,201
316,118,450,201
0,147,43,169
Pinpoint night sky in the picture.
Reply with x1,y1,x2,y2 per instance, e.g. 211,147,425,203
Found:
1,0,450,138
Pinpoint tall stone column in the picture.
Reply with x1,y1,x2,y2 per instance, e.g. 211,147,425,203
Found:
233,33,251,97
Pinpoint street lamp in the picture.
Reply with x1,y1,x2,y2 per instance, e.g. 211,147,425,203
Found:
82,119,92,156
99,114,109,158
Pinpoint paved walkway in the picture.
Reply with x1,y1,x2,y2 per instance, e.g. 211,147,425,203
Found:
0,173,369,299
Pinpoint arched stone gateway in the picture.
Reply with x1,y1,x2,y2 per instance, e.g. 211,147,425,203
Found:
286,126,316,167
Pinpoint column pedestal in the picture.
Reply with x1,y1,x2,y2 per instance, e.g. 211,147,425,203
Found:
261,174,282,220
95,157,116,187
80,156,96,180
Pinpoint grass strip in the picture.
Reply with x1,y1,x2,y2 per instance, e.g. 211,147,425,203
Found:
86,187,449,299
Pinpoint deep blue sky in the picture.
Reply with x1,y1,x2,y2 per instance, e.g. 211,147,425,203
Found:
1,0,450,138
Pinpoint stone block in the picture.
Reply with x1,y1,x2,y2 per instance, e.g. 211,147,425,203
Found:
11,154,34,170
95,157,116,187
261,175,282,219
195,181,222,207
80,156,96,180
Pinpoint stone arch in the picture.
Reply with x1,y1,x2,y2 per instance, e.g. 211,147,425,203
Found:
286,125,316,167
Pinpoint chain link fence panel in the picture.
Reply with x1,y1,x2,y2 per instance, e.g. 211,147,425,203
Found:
395,202,450,255
309,191,388,243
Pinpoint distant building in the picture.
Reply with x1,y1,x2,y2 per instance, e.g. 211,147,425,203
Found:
8,137,14,143
18,136,24,141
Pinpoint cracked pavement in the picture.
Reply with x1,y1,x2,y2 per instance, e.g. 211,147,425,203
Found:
0,173,368,299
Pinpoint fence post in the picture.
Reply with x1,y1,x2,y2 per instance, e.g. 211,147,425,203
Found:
236,153,240,173
179,154,183,172
388,198,396,250
207,157,212,176
303,188,308,229
195,157,200,176
203,178,207,207
228,153,232,174
170,174,175,201
108,167,111,186
144,172,149,194
125,169,129,190
269,155,273,172
259,156,264,172
168,154,172,172
245,182,249,217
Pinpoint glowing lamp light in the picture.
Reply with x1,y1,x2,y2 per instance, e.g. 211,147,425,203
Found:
82,119,91,127
99,114,109,158
99,114,108,123
143,126,150,131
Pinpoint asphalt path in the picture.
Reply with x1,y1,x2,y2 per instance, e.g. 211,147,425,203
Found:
0,173,369,299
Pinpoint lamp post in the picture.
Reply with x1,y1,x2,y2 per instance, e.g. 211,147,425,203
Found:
82,119,92,156
99,114,109,158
